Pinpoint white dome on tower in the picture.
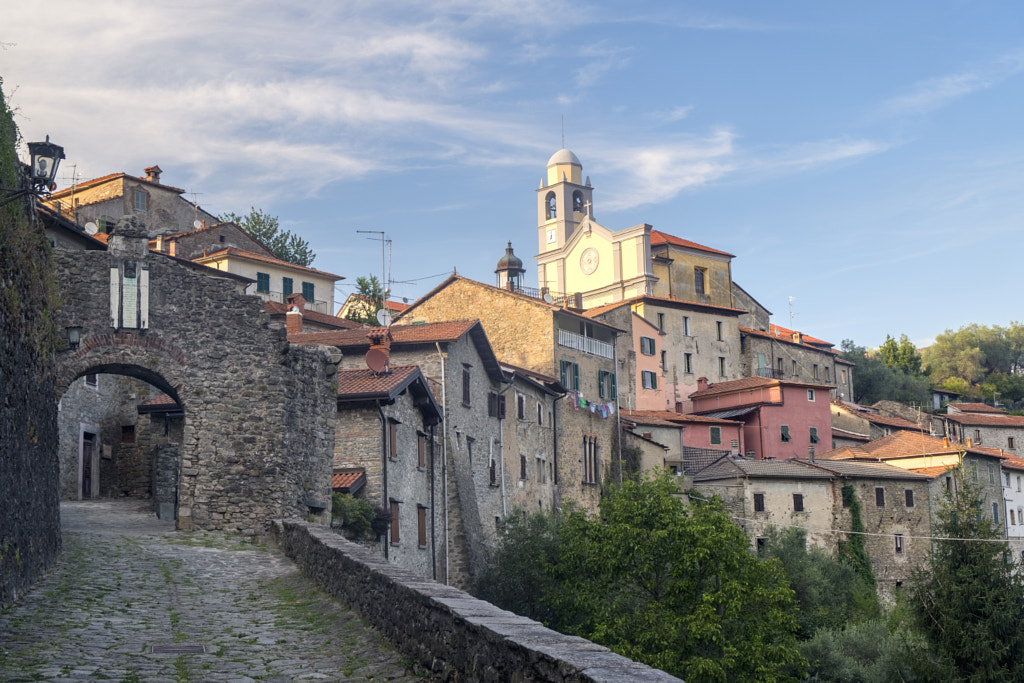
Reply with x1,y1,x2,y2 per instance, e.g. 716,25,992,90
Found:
547,148,581,168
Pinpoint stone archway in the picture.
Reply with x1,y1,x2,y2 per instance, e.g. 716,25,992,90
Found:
52,217,338,532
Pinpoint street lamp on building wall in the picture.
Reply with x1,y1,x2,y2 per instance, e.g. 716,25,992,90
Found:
0,136,65,208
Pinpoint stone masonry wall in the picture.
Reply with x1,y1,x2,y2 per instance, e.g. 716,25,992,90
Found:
52,219,337,533
271,520,681,683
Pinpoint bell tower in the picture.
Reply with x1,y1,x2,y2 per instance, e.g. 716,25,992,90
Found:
536,149,594,255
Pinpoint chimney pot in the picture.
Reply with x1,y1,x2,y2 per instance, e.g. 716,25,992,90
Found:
144,165,162,184
697,377,709,392
286,307,303,334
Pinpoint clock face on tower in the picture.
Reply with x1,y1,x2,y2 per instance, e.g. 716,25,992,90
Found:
546,229,556,244
580,247,599,275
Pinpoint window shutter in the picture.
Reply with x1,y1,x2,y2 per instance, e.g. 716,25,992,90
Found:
560,361,568,387
282,277,293,296
598,371,606,399
302,281,315,303
572,363,579,391
610,372,617,401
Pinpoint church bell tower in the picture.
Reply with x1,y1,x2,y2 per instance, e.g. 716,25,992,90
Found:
536,149,594,255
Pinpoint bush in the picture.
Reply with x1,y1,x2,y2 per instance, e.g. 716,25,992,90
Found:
331,493,374,539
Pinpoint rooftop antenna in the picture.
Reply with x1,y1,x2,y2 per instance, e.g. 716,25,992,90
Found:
561,115,565,149
357,230,392,325
189,191,205,228
788,296,798,328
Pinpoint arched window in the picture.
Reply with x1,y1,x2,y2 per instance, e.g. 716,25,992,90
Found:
545,192,557,220
573,190,584,213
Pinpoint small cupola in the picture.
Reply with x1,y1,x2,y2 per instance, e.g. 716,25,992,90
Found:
495,241,526,291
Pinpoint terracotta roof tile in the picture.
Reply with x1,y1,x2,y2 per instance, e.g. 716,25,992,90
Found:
950,402,1006,414
650,230,734,257
695,457,832,481
819,430,1007,462
193,247,343,280
140,394,177,407
740,325,837,352
945,413,1024,427
1000,455,1024,472
863,413,925,430
622,409,742,425
800,458,930,480
336,365,421,398
689,375,829,399
906,465,955,479
293,320,480,348
332,468,366,493
264,301,359,329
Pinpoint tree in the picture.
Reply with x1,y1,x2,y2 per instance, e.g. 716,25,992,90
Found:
220,206,315,267
910,464,1024,680
877,334,921,375
923,323,1024,399
839,340,930,407
477,475,807,681
343,275,386,326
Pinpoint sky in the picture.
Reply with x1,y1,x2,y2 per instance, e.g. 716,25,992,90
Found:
3,1,1023,349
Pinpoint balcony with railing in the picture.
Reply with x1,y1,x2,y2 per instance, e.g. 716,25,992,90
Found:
502,283,583,309
558,328,614,359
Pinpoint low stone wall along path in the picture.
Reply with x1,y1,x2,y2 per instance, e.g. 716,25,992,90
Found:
0,500,427,682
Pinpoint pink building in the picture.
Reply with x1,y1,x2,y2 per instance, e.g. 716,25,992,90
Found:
689,376,832,461
631,313,666,411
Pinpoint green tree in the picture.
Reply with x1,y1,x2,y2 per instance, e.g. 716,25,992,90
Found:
910,464,1024,680
760,526,878,638
479,475,807,681
220,206,315,267
343,275,386,326
923,323,1024,399
877,333,922,375
839,340,930,406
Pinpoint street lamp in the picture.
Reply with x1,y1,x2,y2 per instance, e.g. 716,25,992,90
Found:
1,135,65,208
66,325,82,350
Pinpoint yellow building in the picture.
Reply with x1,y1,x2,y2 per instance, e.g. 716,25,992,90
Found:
535,149,735,310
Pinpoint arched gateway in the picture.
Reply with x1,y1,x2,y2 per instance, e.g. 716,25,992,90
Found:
52,217,338,532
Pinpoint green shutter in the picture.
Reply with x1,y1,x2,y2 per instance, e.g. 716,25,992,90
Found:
610,372,617,401
573,363,580,391
302,281,315,302
598,371,606,399
560,361,568,387
282,277,293,296
256,272,270,293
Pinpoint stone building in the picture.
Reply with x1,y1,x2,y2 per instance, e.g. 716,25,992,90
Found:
396,275,623,515
739,323,854,401
933,402,1024,455
333,363,443,582
830,400,926,449
43,165,219,236
1000,455,1024,562
689,376,833,461
619,410,742,478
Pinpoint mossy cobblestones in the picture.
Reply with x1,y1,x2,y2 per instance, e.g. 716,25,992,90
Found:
0,500,428,682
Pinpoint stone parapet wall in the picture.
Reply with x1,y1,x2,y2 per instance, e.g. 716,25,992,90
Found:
270,520,681,683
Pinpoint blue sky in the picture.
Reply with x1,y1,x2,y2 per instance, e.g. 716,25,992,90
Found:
3,2,1023,349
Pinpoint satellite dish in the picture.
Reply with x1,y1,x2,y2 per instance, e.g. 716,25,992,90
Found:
542,292,554,304
193,220,202,229
376,309,392,327
366,347,389,373
84,222,98,235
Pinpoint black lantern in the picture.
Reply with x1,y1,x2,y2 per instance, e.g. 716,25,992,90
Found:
27,136,64,190
66,325,82,350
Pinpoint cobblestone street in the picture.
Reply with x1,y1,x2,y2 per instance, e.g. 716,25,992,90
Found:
0,500,427,682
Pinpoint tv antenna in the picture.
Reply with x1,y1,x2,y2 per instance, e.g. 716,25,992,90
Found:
356,230,392,325
788,296,798,328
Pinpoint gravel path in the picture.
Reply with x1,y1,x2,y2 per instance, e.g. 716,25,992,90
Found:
0,499,427,682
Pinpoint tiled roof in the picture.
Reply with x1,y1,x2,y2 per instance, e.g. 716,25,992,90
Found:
1000,455,1024,472
864,413,925,430
498,361,560,387
694,457,832,482
650,230,734,257
831,427,870,441
818,430,1007,462
944,413,1024,427
690,376,778,398
908,465,956,479
137,393,181,414
739,325,837,353
950,402,1006,414
621,410,742,425
294,320,479,347
799,459,930,480
47,171,187,197
332,468,366,493
585,295,746,319
193,247,343,280
336,364,423,398
766,323,832,347
264,301,360,330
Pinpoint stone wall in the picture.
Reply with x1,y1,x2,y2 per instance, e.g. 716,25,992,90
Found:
270,520,680,682
52,218,337,533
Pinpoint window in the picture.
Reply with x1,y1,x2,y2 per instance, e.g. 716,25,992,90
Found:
780,425,791,442
975,429,982,444
573,190,584,213
640,336,656,355
537,456,547,484
683,353,693,374
282,277,293,296
466,437,474,463
489,460,497,486
777,357,784,374
256,272,270,294
417,432,426,468
753,492,765,512
133,189,147,211
813,364,819,379
1018,475,1021,492
989,464,995,484
517,394,525,420
694,267,706,295
807,389,815,402
121,425,136,444
842,487,852,508
894,534,903,554
301,281,315,303
946,476,952,492
683,316,691,336
791,360,798,377
487,392,506,419
875,487,885,507
641,370,658,389
1012,509,1017,526
389,420,398,460
809,427,819,444
545,191,557,220
520,454,527,479
537,403,543,425
841,370,847,384
657,312,665,331
716,321,723,341
660,350,667,371
582,436,600,484
793,493,804,512
462,367,471,405
993,502,1000,525
560,360,580,391
389,500,400,544
598,370,610,399
417,506,427,547
825,367,831,382
85,373,98,388
718,357,726,377
710,426,722,445
1010,437,1016,449
905,489,914,507
1007,472,1012,487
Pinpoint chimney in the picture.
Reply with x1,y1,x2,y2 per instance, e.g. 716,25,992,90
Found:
697,377,709,392
285,293,306,313
366,326,393,355
286,306,303,334
943,436,949,448
144,165,162,184
967,438,973,447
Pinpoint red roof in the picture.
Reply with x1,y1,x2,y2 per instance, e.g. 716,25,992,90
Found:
140,394,177,407
193,247,343,280
48,171,187,198
650,230,734,257
293,320,480,347
622,409,742,425
264,301,359,330
818,430,1007,462
740,325,835,351
862,413,925,431
1000,455,1024,472
945,413,1024,427
336,364,422,398
332,468,366,493
689,375,829,399
950,402,1008,415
